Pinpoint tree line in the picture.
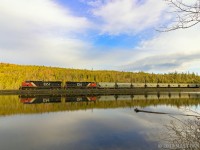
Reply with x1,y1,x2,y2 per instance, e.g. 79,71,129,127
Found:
0,63,200,89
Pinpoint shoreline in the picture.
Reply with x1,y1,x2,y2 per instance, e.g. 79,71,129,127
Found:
0,88,200,95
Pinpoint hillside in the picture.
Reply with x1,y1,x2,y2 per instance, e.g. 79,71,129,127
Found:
0,63,200,89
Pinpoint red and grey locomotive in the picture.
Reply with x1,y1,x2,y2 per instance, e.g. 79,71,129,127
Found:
20,81,62,90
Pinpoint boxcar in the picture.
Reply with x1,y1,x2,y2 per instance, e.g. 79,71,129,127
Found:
196,84,200,88
116,83,132,88
20,81,62,89
65,82,98,88
178,84,188,87
98,82,116,88
188,84,198,88
145,83,158,88
157,83,169,88
132,83,145,88
169,84,179,88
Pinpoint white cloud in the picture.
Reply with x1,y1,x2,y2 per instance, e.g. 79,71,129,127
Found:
91,0,168,35
120,26,200,73
1,0,200,73
0,0,94,68
0,0,90,32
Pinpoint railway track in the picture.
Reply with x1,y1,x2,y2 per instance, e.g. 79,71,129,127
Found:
1,88,200,95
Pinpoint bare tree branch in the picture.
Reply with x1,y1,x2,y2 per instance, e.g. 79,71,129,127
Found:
159,0,200,31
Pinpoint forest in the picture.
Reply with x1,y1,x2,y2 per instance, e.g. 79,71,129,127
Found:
0,63,200,89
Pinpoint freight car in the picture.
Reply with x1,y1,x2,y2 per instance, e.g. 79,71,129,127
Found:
98,82,116,88
188,84,198,88
168,83,179,88
20,81,62,90
116,83,132,88
157,83,169,87
132,83,146,88
145,83,158,88
178,84,188,87
20,81,200,90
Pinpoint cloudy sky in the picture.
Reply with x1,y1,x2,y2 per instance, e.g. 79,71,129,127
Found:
0,0,200,73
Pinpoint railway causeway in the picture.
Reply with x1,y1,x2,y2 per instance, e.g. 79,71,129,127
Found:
1,88,200,95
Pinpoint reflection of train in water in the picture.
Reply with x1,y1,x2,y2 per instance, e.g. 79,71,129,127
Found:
20,93,200,104
20,81,200,90
65,93,200,102
20,95,61,104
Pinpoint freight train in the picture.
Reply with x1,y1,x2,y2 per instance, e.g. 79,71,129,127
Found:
19,81,200,90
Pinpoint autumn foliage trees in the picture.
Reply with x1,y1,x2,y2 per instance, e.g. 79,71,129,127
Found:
0,63,200,89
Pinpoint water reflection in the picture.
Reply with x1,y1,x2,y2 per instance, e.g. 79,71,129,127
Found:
19,92,200,104
0,93,200,150
159,116,200,150
20,95,61,104
133,106,200,150
64,93,200,102
0,92,199,116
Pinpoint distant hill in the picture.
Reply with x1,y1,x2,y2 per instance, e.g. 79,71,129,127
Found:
0,63,200,89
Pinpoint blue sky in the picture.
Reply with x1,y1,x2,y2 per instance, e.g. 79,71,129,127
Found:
57,0,154,49
0,0,200,73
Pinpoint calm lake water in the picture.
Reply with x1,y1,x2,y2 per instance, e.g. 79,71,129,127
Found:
0,93,200,150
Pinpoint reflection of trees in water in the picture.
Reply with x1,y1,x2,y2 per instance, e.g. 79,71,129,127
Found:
159,109,200,150
135,107,200,149
1,95,200,116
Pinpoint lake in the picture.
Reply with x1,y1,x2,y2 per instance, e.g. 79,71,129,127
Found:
0,93,199,150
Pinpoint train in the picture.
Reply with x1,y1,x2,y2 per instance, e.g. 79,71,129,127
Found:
19,81,200,90
20,81,62,89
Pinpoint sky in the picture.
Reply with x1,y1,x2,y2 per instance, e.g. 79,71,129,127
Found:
0,0,200,73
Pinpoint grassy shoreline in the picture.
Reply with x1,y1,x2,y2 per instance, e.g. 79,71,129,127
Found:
0,88,200,95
